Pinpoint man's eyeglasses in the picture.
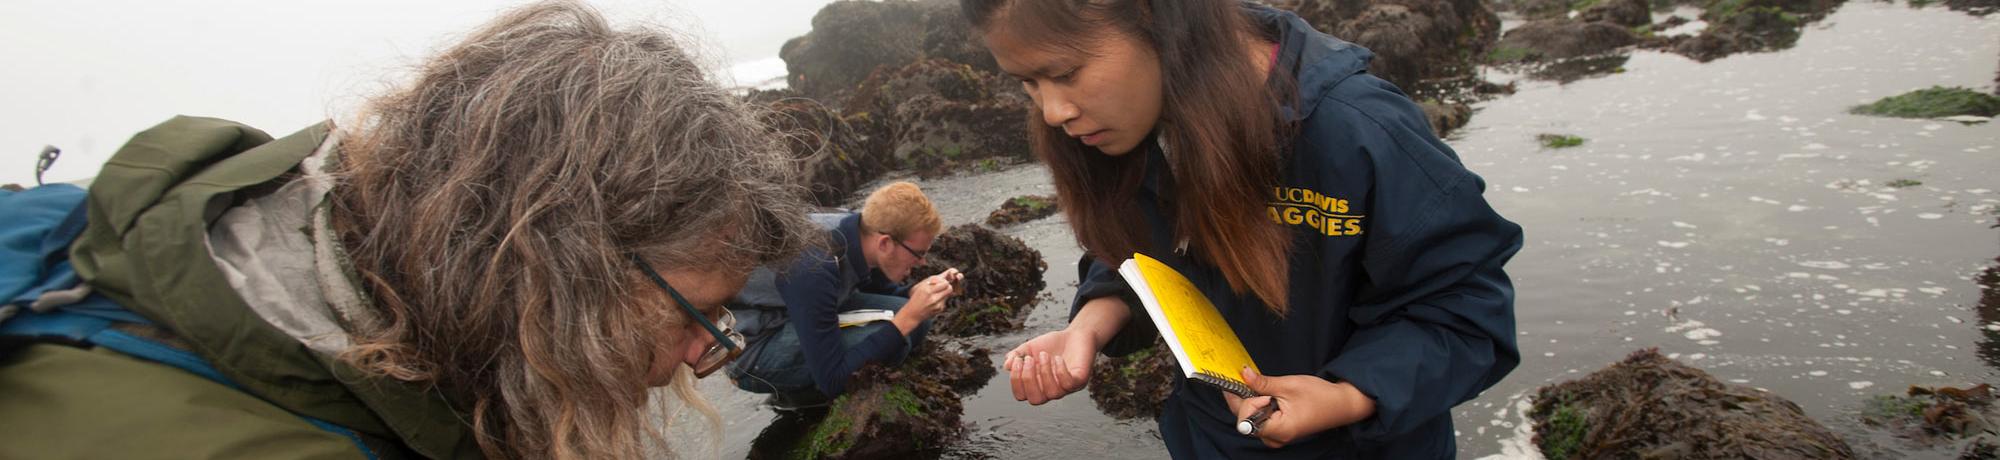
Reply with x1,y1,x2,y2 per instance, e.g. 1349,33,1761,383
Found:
629,253,744,378
884,232,928,262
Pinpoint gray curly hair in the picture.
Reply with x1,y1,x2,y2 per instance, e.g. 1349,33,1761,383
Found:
326,1,820,458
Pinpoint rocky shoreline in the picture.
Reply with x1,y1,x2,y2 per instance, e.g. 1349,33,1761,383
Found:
742,0,2000,457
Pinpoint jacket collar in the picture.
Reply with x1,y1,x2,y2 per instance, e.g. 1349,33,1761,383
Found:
1243,2,1376,121
200,124,479,458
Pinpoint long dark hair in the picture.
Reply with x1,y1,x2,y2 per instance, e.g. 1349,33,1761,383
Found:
963,0,1297,313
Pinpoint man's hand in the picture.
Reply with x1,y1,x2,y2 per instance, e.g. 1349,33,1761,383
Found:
892,269,959,335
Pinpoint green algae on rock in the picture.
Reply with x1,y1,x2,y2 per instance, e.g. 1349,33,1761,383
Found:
1850,86,2000,119
1859,384,2000,458
984,195,1060,228
785,340,995,460
1086,340,1180,420
911,224,1048,337
1538,133,1588,149
1530,348,1855,459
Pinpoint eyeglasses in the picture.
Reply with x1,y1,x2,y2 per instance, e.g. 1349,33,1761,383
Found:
884,232,928,262
629,253,744,379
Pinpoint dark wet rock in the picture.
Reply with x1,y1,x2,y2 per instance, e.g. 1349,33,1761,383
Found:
984,194,1060,227
1261,0,1501,97
781,1,927,101
1665,0,1846,62
1658,14,1694,28
787,340,992,460
1850,86,2000,119
780,0,995,103
1581,0,1655,26
1499,0,1581,18
1672,6,1802,61
1966,436,2000,460
843,59,1033,178
764,58,1032,194
1529,54,1632,83
910,224,1048,338
761,97,898,207
1474,79,1520,97
842,58,1017,117
893,93,1034,178
1087,339,1179,420
1530,348,1856,460
1976,258,2000,370
1861,384,2000,455
1493,19,1641,64
1939,0,2000,16
1418,101,1475,137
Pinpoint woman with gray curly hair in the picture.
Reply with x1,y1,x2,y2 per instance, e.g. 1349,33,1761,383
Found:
0,1,818,459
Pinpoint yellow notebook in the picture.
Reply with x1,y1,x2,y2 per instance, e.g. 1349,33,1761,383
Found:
1118,253,1261,398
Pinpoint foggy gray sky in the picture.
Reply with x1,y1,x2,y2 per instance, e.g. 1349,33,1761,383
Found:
0,0,835,185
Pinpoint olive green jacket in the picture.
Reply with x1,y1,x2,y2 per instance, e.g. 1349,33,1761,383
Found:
0,117,481,459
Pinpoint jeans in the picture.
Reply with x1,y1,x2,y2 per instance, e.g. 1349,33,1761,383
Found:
728,292,932,399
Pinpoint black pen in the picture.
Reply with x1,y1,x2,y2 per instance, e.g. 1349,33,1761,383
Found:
1236,399,1278,436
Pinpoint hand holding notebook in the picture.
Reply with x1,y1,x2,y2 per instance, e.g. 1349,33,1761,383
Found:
1118,253,1281,434
1120,254,1377,445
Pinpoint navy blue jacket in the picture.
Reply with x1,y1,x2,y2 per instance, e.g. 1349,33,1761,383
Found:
1072,6,1523,458
736,213,910,396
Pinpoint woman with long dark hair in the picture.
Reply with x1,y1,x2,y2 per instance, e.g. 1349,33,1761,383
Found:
962,0,1524,457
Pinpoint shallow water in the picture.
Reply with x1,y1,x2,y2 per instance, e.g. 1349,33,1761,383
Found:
688,2,2000,458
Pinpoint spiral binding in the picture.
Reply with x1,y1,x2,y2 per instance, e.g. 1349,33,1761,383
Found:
1193,369,1256,398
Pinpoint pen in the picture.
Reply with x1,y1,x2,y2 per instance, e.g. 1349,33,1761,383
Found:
1236,399,1278,436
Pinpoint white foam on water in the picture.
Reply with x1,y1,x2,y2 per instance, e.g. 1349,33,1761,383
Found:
1477,395,1547,460
1681,327,1722,340
1672,221,1699,229
1658,241,1692,248
1799,261,1851,270
1850,381,1875,390
1918,213,1943,219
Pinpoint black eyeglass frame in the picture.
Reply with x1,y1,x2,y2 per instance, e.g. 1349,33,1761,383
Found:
883,232,929,262
628,253,743,378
